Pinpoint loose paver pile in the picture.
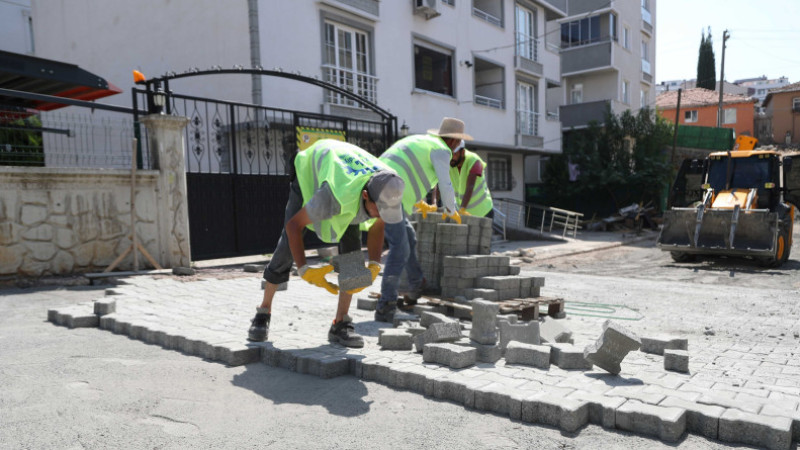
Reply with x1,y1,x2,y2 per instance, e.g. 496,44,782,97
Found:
48,275,799,450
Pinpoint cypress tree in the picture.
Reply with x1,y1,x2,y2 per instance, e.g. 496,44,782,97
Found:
696,28,717,90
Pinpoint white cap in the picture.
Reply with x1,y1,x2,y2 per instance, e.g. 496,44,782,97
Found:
367,171,405,224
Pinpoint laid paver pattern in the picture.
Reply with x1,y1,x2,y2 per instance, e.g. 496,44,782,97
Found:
48,274,800,450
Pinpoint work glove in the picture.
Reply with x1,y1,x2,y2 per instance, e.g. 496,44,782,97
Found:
443,208,462,225
298,264,339,295
458,208,472,216
345,261,381,295
414,201,438,218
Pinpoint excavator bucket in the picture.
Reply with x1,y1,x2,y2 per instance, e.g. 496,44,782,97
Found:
658,208,778,257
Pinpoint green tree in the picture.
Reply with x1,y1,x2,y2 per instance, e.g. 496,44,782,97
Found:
542,108,673,217
0,114,44,167
696,28,717,90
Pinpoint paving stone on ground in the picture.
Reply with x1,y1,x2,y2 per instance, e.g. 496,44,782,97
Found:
43,274,800,449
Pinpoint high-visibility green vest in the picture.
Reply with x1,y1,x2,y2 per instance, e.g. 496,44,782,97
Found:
380,134,450,215
450,150,493,217
294,140,389,243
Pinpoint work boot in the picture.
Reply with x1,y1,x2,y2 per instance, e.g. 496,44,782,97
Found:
374,302,397,323
404,278,427,305
247,308,271,342
328,315,364,348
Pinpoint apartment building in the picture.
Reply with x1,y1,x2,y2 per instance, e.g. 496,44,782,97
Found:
554,0,656,130
18,0,568,205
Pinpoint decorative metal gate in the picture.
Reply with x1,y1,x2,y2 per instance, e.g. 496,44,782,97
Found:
133,70,397,260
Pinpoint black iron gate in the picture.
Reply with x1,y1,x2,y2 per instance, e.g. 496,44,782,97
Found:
134,71,395,260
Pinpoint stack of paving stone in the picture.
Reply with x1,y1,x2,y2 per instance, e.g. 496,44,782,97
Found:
410,212,492,293
440,255,544,301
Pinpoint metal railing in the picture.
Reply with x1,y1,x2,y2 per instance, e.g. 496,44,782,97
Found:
473,7,502,26
516,110,540,136
493,197,584,240
0,89,150,169
516,32,539,62
321,64,378,108
475,95,503,109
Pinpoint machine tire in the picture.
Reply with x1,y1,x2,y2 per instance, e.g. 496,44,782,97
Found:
670,251,697,263
762,224,792,268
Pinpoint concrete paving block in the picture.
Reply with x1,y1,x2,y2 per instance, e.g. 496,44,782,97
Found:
420,311,456,328
220,343,261,366
467,341,502,363
468,288,498,301
318,356,350,379
567,390,626,428
423,343,476,369
413,304,436,316
539,317,573,344
718,408,792,450
495,314,518,325
66,312,99,329
761,404,800,443
698,392,762,414
659,396,724,439
93,299,116,316
499,320,540,351
98,314,116,331
243,263,266,273
640,335,689,355
357,296,377,311
473,382,521,416
583,320,641,374
664,349,690,373
605,386,666,405
615,400,687,442
504,341,550,369
521,394,589,432
469,299,499,345
379,328,414,351
550,343,593,370
337,251,372,292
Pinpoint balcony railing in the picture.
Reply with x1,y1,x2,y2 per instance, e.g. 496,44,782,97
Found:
642,7,652,25
475,95,503,109
642,59,651,75
321,64,378,108
516,33,539,62
473,7,502,26
517,110,540,136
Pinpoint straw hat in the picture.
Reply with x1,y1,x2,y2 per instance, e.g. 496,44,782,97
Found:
427,117,473,141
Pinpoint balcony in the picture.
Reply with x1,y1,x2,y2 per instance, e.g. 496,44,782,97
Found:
642,7,653,35
516,111,544,149
473,0,502,27
561,40,612,76
559,99,610,129
321,64,378,107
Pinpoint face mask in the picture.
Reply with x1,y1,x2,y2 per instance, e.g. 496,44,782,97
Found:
450,140,465,167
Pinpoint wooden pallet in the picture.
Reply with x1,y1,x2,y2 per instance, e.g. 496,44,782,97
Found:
423,296,565,321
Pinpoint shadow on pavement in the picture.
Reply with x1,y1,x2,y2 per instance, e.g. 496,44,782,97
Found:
231,361,373,418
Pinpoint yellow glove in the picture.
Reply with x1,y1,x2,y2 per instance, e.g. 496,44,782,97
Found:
298,264,338,295
444,209,462,224
345,261,381,295
414,201,437,218
458,208,471,216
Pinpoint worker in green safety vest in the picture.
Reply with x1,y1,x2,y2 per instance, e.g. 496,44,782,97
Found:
447,145,494,218
247,139,405,348
374,117,473,322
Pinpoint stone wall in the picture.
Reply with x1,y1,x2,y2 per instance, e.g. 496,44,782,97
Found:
0,167,161,277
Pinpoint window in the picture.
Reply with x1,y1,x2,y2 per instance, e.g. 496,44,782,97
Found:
756,89,766,96
516,81,538,135
622,80,630,104
538,157,549,182
442,0,455,5
488,155,512,191
414,42,454,96
723,108,737,124
570,83,583,104
641,0,650,12
684,110,698,123
515,4,537,62
640,89,648,108
610,13,617,41
473,0,503,27
623,27,630,49
560,15,600,48
641,40,649,61
793,97,800,111
322,21,375,106
474,58,505,108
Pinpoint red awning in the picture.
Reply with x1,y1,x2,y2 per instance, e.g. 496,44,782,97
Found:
0,50,121,112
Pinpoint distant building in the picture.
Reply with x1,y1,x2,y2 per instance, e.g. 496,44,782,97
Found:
762,81,800,146
656,88,756,137
656,79,748,96
735,76,790,113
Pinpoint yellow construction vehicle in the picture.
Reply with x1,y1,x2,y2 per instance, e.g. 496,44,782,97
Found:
657,136,800,267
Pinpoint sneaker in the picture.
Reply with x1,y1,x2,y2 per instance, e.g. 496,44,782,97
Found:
328,315,364,348
247,311,271,342
374,302,397,323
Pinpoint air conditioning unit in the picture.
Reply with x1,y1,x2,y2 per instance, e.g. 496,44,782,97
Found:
414,0,440,19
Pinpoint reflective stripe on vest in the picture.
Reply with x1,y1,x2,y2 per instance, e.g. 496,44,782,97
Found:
295,139,390,243
450,150,493,217
381,134,449,214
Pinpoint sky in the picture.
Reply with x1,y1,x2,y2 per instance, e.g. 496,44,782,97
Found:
655,0,800,85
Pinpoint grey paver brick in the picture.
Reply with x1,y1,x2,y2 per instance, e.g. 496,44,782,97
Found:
423,343,476,369
659,396,724,440
615,400,687,442
504,341,550,369
378,328,414,351
567,390,626,428
664,349,690,373
356,296,377,311
584,320,641,375
640,335,689,355
718,408,792,450
550,343,593,370
498,320,540,351
521,393,588,432
93,299,116,315
698,391,762,414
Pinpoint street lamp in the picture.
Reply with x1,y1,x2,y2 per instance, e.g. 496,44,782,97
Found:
400,121,409,137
